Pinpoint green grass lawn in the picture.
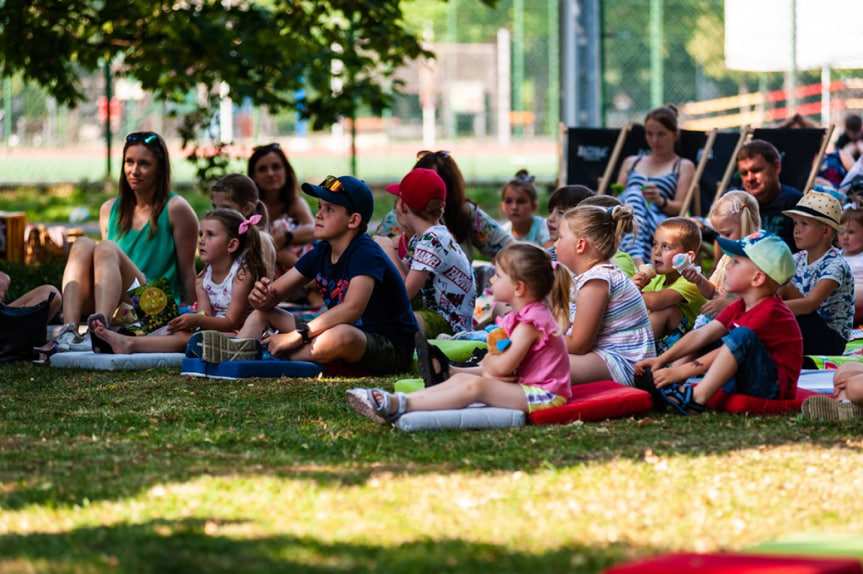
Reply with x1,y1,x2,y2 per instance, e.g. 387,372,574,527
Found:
1,362,862,572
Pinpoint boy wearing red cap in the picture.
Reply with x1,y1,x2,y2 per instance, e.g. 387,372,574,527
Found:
375,168,477,338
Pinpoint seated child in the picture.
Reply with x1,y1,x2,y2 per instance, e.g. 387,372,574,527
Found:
345,242,572,424
683,190,761,328
578,195,638,277
500,169,552,247
546,184,595,260
838,207,863,325
630,217,707,354
1,270,62,321
374,168,476,338
90,208,267,354
209,173,277,279
635,230,803,415
196,175,419,375
555,204,655,385
803,362,863,421
779,192,854,355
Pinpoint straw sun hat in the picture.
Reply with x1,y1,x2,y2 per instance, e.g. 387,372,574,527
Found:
782,191,843,231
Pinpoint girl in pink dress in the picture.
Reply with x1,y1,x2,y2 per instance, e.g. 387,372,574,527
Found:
345,242,573,424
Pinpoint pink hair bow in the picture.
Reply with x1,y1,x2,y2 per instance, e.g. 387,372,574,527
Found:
239,214,262,235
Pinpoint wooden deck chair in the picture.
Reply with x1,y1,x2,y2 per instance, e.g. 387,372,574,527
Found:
803,123,836,192
564,124,631,193
714,126,752,204
751,127,826,192
677,129,714,217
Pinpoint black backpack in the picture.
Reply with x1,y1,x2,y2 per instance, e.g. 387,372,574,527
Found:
0,292,54,362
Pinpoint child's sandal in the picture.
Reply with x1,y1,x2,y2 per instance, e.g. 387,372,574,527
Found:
415,331,450,387
660,382,705,416
345,388,407,425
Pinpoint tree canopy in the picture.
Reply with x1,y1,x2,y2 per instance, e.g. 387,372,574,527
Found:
0,0,452,129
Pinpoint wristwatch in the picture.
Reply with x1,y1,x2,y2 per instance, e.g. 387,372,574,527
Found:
297,323,312,345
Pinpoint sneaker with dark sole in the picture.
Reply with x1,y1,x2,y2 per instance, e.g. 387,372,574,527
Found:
199,330,263,364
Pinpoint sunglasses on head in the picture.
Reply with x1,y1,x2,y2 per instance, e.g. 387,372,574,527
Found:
416,150,451,161
253,143,281,153
126,132,161,146
321,175,343,193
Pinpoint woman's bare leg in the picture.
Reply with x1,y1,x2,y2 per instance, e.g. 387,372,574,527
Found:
92,241,145,319
61,237,96,327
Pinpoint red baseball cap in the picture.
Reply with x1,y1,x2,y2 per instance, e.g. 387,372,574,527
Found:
385,168,447,211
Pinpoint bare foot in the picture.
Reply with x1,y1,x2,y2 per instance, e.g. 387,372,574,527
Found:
93,323,134,354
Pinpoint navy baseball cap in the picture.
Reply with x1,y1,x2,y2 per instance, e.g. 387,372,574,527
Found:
302,175,374,223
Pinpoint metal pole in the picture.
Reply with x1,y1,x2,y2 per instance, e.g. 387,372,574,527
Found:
104,60,113,180
789,0,797,110
547,0,559,135
3,77,11,146
650,0,664,109
513,0,524,138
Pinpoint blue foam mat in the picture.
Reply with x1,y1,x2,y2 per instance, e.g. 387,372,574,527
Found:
181,357,323,380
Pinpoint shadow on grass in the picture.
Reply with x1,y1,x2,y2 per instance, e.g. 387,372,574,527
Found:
1,362,862,512
0,517,639,573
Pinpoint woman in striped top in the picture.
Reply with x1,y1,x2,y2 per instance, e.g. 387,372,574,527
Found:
555,204,656,386
616,105,696,265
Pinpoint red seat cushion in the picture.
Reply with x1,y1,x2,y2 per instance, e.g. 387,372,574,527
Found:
529,380,653,425
705,387,820,415
604,552,863,573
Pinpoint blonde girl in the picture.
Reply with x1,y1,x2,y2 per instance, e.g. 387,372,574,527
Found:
345,243,573,424
683,190,761,323
91,208,268,354
501,169,553,247
210,173,276,278
555,204,655,386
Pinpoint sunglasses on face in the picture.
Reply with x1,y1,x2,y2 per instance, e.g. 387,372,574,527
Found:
416,150,451,160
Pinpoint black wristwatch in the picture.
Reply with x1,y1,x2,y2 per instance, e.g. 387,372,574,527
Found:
297,323,312,345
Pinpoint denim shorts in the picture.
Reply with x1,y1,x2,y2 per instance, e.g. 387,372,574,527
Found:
720,326,779,399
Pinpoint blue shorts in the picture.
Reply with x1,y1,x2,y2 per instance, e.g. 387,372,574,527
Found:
720,326,779,399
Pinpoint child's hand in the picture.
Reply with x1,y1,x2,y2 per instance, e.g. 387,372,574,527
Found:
700,297,732,319
372,235,397,254
262,330,302,357
652,366,686,388
249,277,277,310
681,266,704,286
631,271,650,290
167,313,199,333
634,357,662,376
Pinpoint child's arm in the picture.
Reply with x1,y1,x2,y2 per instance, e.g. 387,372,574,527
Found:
641,286,684,312
167,269,255,333
194,270,212,316
780,278,839,316
404,270,430,300
653,346,722,388
265,275,376,356
635,319,727,374
564,278,609,355
249,267,310,312
481,321,538,379
373,235,410,277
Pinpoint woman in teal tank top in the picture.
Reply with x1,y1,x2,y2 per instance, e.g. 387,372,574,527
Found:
53,132,199,350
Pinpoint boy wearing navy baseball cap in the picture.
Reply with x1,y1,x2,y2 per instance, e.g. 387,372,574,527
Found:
198,175,419,375
635,230,803,415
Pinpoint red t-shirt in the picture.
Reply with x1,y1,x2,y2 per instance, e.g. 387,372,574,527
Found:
715,295,803,399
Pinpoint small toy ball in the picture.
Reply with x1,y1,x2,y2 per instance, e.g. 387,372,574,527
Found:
486,327,512,354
